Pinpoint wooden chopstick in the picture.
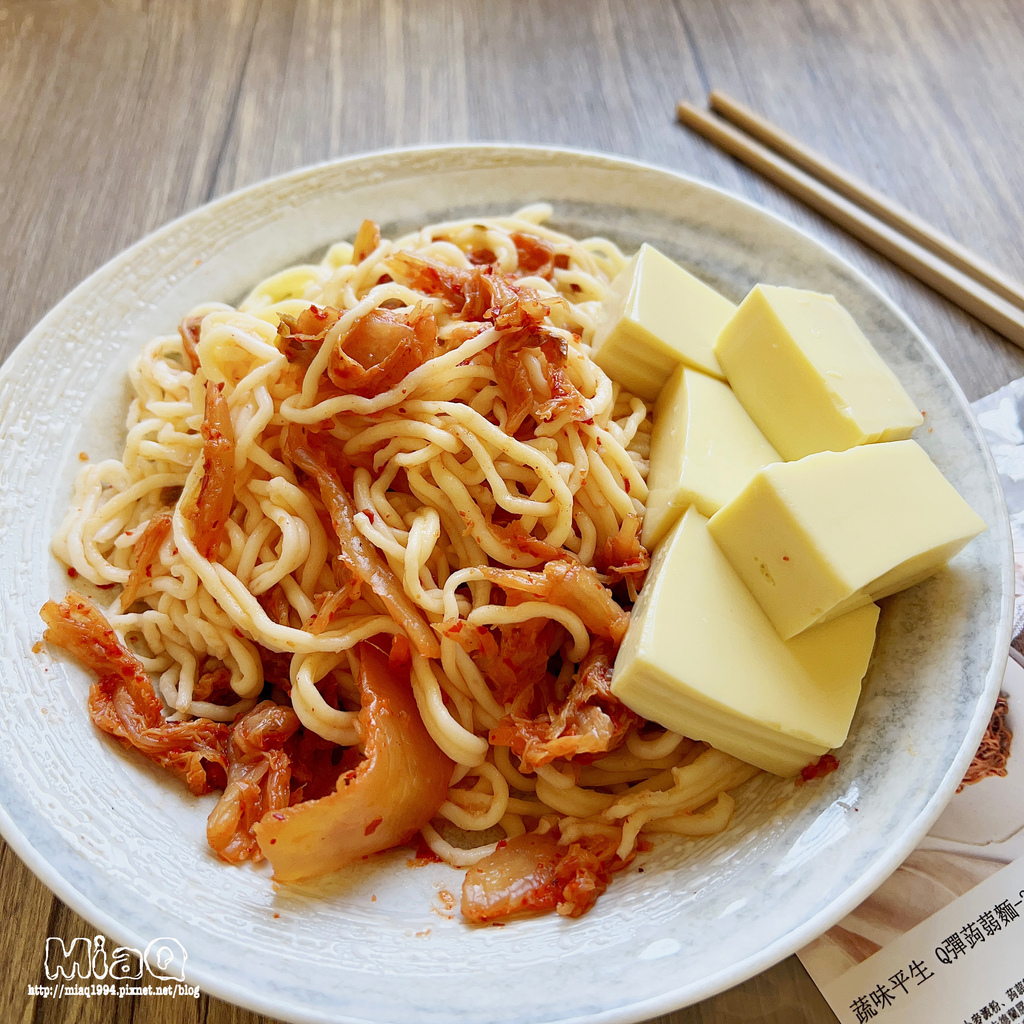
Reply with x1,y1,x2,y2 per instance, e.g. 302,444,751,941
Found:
707,90,1024,313
676,99,1024,351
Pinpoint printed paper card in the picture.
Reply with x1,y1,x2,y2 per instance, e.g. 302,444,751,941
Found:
797,653,1024,1023
797,379,1024,1023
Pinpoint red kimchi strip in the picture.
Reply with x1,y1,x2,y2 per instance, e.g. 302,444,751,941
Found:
386,251,474,310
510,233,556,279
387,250,585,434
554,833,632,917
545,639,640,758
207,701,301,863
254,643,453,882
120,512,172,609
178,314,203,373
439,616,561,706
305,573,363,634
595,513,650,593
492,520,563,564
493,328,588,434
276,305,342,365
461,266,528,324
186,380,235,561
475,560,630,644
351,219,381,264
492,333,541,435
461,831,629,923
490,638,640,768
192,660,235,703
257,583,293,628
285,430,440,659
40,593,229,795
327,304,438,398
386,252,550,328
461,833,561,922
796,753,840,786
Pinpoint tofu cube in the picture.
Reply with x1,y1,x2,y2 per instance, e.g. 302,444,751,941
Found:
592,244,734,401
714,285,923,460
707,440,987,640
643,366,782,550
611,508,880,777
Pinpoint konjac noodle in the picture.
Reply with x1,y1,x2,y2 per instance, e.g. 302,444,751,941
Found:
41,206,759,922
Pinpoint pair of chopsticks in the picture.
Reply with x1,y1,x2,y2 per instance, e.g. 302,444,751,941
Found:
677,92,1024,350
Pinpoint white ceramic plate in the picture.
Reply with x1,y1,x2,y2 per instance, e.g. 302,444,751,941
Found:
0,145,1012,1024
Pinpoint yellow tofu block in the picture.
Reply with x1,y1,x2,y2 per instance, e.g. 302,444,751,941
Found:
643,366,782,550
714,285,924,460
592,244,734,401
707,440,987,640
611,508,879,777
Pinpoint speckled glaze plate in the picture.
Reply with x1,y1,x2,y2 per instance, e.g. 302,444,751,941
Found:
0,145,1012,1024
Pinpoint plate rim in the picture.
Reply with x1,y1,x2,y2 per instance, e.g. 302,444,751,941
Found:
0,141,1014,1024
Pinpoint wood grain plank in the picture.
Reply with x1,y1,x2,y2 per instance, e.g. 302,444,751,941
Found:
667,958,839,1023
0,0,260,365
670,0,1024,397
26,905,204,1024
0,847,57,1024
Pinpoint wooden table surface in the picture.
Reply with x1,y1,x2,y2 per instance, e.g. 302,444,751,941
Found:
3,1,1024,1022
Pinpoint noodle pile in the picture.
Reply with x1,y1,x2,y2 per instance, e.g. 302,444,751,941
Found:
43,206,758,921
